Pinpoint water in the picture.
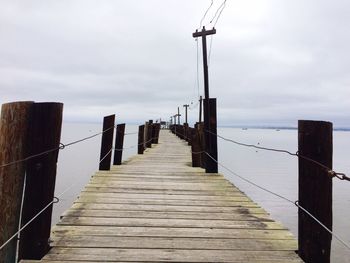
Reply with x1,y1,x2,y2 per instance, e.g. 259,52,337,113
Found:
53,123,349,262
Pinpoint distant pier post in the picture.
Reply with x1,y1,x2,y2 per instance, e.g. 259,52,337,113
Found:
113,123,125,165
138,125,145,154
99,114,115,170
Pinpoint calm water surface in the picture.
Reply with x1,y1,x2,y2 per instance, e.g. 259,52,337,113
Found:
53,123,349,262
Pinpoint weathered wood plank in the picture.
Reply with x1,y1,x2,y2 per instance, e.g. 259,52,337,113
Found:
74,197,256,207
70,202,260,211
84,183,238,191
44,248,303,262
83,186,242,196
51,225,296,239
51,235,298,251
57,217,284,229
61,209,271,220
78,191,249,200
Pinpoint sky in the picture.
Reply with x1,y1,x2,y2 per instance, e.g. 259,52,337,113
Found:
1,0,350,127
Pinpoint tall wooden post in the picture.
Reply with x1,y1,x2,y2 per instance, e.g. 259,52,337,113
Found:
205,98,218,173
177,107,181,125
298,120,333,263
138,125,145,154
191,125,201,167
146,120,153,148
193,27,217,174
183,104,189,124
99,115,115,170
19,102,63,260
199,96,203,123
0,101,33,263
113,123,125,165
153,123,161,144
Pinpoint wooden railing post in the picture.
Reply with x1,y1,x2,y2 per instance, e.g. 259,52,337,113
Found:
138,125,145,154
99,114,115,170
204,98,218,173
146,120,153,148
187,127,193,146
153,123,161,144
197,122,206,169
19,102,63,260
113,123,125,165
298,120,333,263
0,101,33,263
191,125,201,167
183,123,188,142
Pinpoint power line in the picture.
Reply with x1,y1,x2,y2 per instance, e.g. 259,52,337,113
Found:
207,0,228,66
208,0,227,25
213,0,227,27
199,0,214,29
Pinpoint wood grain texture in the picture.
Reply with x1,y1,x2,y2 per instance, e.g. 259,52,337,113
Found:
0,101,33,262
37,130,302,262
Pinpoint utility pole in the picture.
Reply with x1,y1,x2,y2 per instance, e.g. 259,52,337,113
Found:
199,96,203,123
177,107,181,124
193,27,216,102
183,104,189,124
193,26,218,173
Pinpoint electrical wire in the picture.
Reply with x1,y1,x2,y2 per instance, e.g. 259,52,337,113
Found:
199,0,214,29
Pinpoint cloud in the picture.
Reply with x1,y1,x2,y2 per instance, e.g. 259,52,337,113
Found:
0,0,349,127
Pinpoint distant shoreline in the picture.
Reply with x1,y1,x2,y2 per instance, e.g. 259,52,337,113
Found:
218,125,350,131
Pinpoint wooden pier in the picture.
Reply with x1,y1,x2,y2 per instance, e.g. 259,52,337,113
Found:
22,130,302,262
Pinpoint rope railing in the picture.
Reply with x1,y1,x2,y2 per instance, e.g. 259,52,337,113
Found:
0,140,115,252
204,151,350,252
172,126,350,182
0,125,116,169
0,124,148,252
207,129,350,182
171,125,350,251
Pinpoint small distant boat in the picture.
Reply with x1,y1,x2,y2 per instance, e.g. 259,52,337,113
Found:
276,129,280,131
242,128,248,130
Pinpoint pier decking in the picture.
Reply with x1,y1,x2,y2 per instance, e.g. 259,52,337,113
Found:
23,130,302,262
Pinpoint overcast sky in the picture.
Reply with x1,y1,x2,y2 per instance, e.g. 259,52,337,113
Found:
1,0,350,127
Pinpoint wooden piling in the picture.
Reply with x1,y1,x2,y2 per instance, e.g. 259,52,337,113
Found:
196,122,206,169
113,124,125,165
146,121,153,148
298,120,333,263
0,101,33,263
187,126,193,146
153,123,161,144
138,125,145,154
204,98,218,173
18,102,63,260
191,125,201,167
99,115,115,171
